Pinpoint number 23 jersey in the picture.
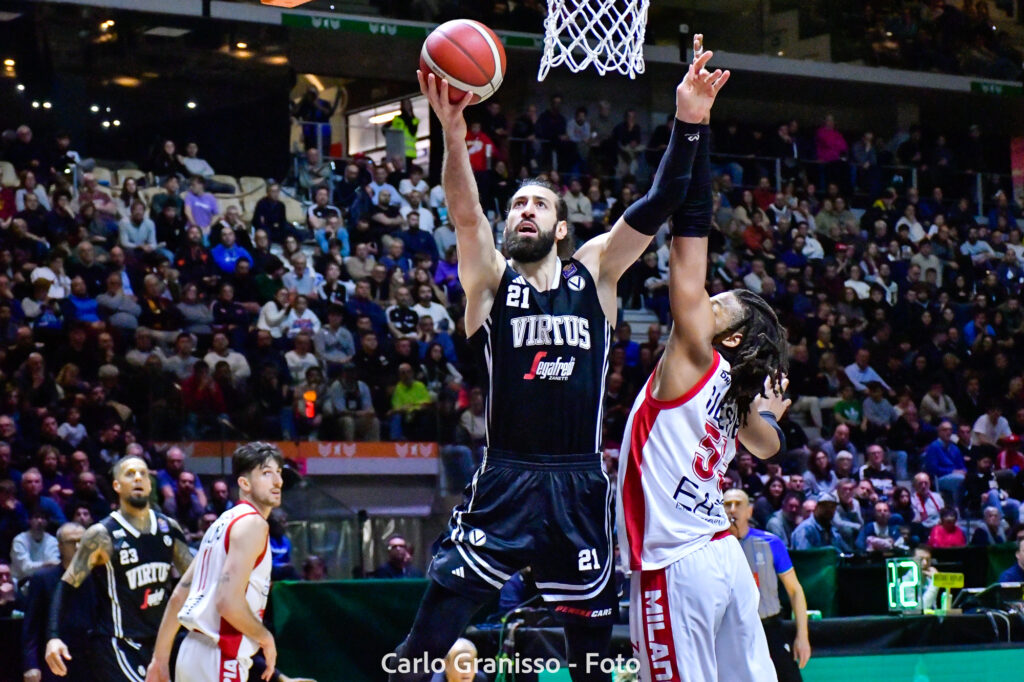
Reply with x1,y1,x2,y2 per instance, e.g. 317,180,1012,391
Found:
617,351,742,571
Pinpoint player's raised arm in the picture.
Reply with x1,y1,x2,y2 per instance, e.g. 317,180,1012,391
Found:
648,40,723,401
417,71,503,309
216,513,276,681
577,36,729,299
45,522,113,676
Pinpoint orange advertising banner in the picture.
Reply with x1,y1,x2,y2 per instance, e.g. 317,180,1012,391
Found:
261,0,316,7
153,441,438,459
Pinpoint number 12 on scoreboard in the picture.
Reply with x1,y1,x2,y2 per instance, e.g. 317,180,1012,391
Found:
886,558,922,613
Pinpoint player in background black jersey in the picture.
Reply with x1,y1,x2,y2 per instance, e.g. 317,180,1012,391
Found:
389,36,730,682
45,455,192,681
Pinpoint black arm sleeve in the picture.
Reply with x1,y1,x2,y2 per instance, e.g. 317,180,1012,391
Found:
672,124,712,237
22,571,48,671
46,579,70,641
622,119,704,235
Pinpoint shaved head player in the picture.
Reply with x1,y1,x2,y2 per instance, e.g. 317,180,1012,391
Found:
616,54,789,679
390,34,730,682
45,455,192,681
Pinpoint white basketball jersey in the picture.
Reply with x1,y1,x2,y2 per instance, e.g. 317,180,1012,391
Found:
617,351,741,571
178,501,272,660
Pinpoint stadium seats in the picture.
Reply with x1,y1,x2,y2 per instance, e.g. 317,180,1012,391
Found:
239,176,267,196
281,191,307,225
116,168,147,186
140,186,166,204
92,166,114,186
0,161,17,187
210,174,239,194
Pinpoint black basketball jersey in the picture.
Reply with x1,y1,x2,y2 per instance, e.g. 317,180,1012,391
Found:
92,509,183,639
470,258,612,455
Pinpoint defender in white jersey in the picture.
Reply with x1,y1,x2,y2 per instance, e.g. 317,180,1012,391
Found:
145,443,284,682
616,70,790,681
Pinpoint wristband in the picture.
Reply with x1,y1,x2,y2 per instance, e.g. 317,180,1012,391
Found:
672,123,712,238
758,410,786,457
623,119,705,235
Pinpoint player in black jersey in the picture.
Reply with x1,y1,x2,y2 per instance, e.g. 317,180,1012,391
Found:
45,455,192,682
389,36,730,682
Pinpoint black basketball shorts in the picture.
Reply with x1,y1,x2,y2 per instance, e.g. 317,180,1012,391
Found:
428,449,617,625
88,635,154,682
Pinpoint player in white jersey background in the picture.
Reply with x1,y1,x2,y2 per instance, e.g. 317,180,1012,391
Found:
616,40,791,680
144,443,310,682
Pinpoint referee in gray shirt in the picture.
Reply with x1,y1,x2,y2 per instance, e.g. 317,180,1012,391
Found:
725,489,811,682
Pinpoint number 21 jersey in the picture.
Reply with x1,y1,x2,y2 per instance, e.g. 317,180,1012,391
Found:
470,258,612,456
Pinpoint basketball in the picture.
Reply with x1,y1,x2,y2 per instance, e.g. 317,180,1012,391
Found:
419,19,507,105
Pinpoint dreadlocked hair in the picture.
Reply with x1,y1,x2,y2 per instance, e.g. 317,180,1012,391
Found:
715,289,789,427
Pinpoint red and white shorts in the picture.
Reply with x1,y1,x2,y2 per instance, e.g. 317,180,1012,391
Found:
175,631,253,682
630,533,776,682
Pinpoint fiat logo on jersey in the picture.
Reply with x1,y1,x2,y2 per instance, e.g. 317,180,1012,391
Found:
567,275,586,291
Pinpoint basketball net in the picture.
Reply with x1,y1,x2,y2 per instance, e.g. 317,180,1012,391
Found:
537,0,650,81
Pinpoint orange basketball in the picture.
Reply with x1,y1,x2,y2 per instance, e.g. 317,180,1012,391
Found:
419,19,507,105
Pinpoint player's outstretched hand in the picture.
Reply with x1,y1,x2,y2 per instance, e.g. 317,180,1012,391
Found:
675,34,730,125
753,374,791,420
145,658,171,682
793,632,811,668
44,639,71,677
417,70,472,135
259,632,278,682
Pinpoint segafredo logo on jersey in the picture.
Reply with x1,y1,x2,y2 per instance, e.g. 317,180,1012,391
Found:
643,589,676,681
511,314,591,349
523,352,576,381
125,561,171,590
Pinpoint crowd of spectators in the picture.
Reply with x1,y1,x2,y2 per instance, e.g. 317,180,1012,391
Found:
368,0,1024,81
857,0,1023,80
2,64,1024,581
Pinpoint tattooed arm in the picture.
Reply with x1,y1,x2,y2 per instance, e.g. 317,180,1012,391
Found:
146,526,195,682
45,523,112,676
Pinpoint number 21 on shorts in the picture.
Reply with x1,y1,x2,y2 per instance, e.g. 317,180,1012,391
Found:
578,548,600,572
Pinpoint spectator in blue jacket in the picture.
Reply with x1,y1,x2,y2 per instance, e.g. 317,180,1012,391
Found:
210,225,253,275
924,419,966,506
791,492,852,553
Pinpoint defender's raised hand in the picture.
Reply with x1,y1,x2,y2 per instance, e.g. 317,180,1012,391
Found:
676,34,730,124
753,374,791,420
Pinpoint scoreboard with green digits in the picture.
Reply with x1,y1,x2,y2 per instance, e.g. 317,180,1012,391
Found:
886,557,922,613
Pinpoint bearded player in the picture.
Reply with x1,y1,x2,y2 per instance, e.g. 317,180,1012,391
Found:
145,442,288,682
391,37,729,682
616,101,790,680
45,455,192,681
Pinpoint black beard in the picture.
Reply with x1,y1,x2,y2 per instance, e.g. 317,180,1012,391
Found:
126,495,148,509
506,228,556,263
